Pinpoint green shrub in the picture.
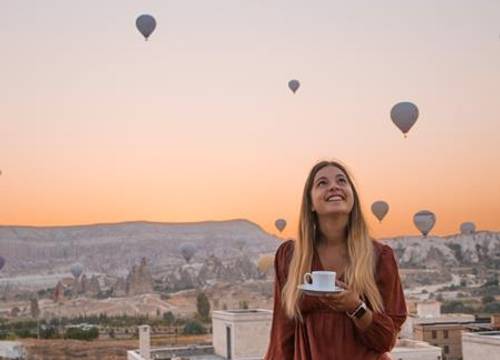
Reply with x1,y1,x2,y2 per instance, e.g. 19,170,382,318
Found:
163,311,175,325
40,325,59,339
441,300,475,314
14,328,35,338
484,302,500,313
183,321,206,335
64,326,99,341
239,300,249,309
482,295,496,304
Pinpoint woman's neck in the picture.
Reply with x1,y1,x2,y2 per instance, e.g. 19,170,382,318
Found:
317,215,348,247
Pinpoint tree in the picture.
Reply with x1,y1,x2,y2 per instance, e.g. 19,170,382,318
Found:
482,277,499,288
239,300,249,310
197,292,210,321
482,295,496,304
484,302,500,313
183,320,206,335
39,325,58,339
163,311,175,326
64,326,99,341
30,297,40,319
441,300,475,314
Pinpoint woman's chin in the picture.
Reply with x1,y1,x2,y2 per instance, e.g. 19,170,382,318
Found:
319,208,351,217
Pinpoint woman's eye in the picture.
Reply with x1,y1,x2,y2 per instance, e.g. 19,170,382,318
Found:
338,178,347,184
317,180,327,186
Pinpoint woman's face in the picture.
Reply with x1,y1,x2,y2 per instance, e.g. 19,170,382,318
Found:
310,165,355,217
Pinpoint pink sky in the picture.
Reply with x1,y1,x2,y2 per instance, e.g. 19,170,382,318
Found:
1,1,500,238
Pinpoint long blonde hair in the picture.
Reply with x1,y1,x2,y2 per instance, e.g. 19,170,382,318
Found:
282,160,383,319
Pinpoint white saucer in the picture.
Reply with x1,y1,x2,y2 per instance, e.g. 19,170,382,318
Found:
298,284,344,296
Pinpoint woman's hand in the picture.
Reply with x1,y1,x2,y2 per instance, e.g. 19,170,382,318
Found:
317,280,361,313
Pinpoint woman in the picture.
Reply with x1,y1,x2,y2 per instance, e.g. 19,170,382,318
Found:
264,160,407,360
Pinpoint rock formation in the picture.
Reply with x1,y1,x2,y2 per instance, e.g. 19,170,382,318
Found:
126,258,154,295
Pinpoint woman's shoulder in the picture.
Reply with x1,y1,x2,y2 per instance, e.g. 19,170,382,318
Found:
371,239,397,263
371,239,399,274
273,240,295,279
275,239,295,260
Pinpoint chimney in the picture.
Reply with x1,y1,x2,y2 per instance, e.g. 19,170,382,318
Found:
139,325,151,360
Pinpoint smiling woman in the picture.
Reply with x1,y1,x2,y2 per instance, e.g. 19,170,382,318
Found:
264,160,407,360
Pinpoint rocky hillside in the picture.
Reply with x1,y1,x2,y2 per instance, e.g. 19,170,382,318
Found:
384,231,500,269
0,220,281,278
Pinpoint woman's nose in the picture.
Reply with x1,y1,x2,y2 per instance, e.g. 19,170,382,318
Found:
328,183,339,191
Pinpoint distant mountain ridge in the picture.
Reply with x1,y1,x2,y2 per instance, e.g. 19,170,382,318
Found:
0,220,282,277
1,220,499,278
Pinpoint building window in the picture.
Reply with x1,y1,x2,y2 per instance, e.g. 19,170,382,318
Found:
432,330,437,339
444,345,449,354
444,330,448,339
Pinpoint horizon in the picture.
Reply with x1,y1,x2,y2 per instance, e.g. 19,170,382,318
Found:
0,217,496,239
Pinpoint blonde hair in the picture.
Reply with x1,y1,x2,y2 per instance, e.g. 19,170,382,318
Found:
282,160,383,319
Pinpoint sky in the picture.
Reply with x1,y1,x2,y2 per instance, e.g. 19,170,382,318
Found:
1,0,500,239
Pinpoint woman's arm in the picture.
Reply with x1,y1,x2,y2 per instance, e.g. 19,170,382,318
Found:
354,245,407,353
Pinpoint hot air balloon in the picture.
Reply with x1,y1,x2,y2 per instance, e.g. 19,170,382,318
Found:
391,102,419,137
70,263,83,279
413,210,436,236
234,239,246,252
288,80,300,94
460,222,476,235
371,201,389,222
180,244,196,263
257,254,274,274
275,219,287,233
0,256,5,271
136,14,157,40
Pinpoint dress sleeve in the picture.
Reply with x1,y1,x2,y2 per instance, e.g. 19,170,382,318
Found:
264,240,295,360
355,244,407,353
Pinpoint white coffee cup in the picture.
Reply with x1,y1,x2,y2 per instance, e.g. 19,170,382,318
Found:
303,271,336,291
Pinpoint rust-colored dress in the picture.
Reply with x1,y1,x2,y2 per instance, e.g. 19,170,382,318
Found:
264,240,407,360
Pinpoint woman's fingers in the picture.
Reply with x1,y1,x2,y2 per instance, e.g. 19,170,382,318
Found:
336,279,347,289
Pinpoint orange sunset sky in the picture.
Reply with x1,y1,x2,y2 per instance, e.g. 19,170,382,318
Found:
1,1,500,239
